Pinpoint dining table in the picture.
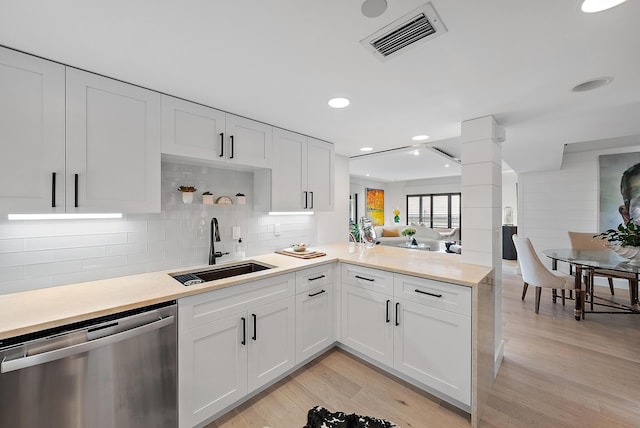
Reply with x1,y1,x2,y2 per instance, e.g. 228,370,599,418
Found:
542,248,640,320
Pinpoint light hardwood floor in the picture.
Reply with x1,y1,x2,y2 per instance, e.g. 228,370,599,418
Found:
207,261,640,428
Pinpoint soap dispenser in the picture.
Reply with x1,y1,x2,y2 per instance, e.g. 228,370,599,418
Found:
234,238,246,259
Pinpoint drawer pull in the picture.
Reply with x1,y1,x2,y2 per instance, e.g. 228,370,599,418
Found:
395,302,400,326
308,275,326,281
386,299,390,323
219,132,224,157
51,172,56,208
355,275,374,282
415,289,443,298
308,289,326,297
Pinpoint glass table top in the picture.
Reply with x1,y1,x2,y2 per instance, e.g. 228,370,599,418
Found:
542,249,640,274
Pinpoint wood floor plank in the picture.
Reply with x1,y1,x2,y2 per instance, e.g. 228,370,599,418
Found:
206,260,640,428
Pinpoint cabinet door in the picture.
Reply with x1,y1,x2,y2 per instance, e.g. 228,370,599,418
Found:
271,128,307,210
161,95,226,160
393,298,471,405
296,283,335,364
225,114,272,168
247,295,295,392
179,313,248,428
0,47,66,213
306,138,334,211
65,68,161,213
341,285,393,366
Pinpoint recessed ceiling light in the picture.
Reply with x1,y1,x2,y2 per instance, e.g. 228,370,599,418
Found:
444,164,450,168
580,0,628,13
360,146,373,152
412,135,430,141
365,173,370,177
412,150,420,156
361,0,387,18
328,97,350,108
571,77,613,92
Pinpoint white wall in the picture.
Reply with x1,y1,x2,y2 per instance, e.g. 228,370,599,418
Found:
518,145,640,282
317,155,350,244
0,161,318,295
502,171,518,225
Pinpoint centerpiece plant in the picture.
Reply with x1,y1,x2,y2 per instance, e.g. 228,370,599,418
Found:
595,219,640,247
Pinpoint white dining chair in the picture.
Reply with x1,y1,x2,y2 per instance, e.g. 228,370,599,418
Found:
512,235,580,314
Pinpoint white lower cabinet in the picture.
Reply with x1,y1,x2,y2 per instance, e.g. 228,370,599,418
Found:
341,284,394,366
340,263,472,406
295,265,335,363
393,298,471,405
179,274,295,428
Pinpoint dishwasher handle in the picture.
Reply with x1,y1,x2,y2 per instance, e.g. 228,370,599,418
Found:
1,315,174,373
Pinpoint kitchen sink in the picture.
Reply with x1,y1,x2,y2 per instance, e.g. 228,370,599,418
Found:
170,262,272,286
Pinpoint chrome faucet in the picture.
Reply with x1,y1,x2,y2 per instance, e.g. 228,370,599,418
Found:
209,217,224,265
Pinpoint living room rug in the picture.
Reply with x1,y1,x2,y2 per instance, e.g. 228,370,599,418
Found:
303,405,398,428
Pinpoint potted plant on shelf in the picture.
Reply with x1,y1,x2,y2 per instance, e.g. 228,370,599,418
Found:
402,227,417,246
596,219,640,263
178,186,197,204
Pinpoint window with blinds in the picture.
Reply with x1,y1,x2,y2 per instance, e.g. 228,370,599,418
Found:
405,193,461,228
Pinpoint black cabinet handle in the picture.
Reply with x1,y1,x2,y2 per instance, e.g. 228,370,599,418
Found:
252,313,257,341
230,135,234,159
219,132,224,157
74,174,79,208
308,275,326,281
241,317,246,345
355,275,374,282
303,191,308,209
415,289,443,298
395,302,400,326
386,300,390,323
309,191,314,209
51,172,56,208
308,289,326,297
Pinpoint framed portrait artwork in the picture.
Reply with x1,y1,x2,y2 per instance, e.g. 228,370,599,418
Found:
599,152,640,231
365,188,384,226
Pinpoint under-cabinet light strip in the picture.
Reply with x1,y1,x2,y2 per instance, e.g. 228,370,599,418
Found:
8,213,123,220
268,211,314,216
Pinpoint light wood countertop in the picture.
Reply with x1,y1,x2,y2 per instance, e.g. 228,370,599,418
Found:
0,242,492,341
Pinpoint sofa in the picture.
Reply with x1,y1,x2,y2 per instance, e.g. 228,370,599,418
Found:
373,224,441,251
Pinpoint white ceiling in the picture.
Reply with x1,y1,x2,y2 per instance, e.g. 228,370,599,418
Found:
2,0,639,181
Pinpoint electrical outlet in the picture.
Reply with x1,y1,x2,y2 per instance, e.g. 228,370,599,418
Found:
274,223,281,236
232,227,241,240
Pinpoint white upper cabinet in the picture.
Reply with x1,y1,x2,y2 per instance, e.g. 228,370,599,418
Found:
0,47,161,214
161,100,273,169
224,114,273,168
161,95,225,160
267,128,334,211
0,47,66,213
66,68,161,213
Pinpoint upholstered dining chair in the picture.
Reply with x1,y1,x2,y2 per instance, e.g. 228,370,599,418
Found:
512,235,579,314
568,231,638,307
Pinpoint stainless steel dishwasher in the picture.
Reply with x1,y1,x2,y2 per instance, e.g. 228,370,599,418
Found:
0,301,177,428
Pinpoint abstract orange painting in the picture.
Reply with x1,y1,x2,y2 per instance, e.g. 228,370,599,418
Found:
366,188,384,226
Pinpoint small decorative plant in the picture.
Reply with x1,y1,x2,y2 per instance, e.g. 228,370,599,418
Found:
401,227,416,237
178,186,197,192
350,222,361,242
393,209,400,223
595,219,640,247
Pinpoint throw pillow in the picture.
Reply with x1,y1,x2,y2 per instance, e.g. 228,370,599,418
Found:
381,228,400,237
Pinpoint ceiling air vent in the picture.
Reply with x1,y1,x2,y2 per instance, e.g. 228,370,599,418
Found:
361,2,447,62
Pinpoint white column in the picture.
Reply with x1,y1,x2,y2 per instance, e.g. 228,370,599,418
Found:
460,115,504,376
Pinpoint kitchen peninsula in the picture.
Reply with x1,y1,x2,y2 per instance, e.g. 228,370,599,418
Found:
0,243,495,428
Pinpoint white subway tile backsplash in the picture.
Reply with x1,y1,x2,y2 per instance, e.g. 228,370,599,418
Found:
82,256,128,271
105,243,146,257
0,239,24,253
0,266,23,283
24,261,83,279
50,246,106,263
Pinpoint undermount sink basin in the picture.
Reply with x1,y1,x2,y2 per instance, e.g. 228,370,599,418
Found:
171,262,272,286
